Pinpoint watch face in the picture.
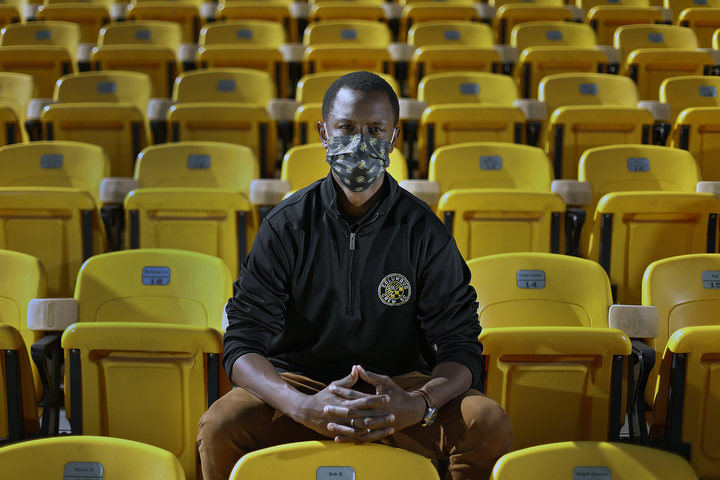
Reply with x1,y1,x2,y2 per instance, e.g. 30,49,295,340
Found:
423,407,438,427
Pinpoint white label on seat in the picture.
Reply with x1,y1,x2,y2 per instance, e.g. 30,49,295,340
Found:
460,83,479,95
188,154,211,169
64,462,103,479
648,33,664,43
316,467,355,479
41,153,63,169
35,30,51,40
236,29,253,39
341,29,357,40
699,85,717,97
579,83,598,95
573,466,611,479
517,270,545,289
97,81,117,94
444,29,460,40
480,155,502,170
217,79,236,92
627,157,650,172
702,270,720,288
546,30,563,41
142,266,171,286
695,0,708,5
135,29,151,40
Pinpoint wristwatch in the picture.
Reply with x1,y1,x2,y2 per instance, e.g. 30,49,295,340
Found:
413,387,438,427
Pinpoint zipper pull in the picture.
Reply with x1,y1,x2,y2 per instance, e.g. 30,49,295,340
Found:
349,232,356,250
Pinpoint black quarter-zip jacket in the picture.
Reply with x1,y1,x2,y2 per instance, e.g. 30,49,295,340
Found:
223,172,484,386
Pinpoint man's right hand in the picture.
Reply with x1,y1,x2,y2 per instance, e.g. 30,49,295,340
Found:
293,366,396,441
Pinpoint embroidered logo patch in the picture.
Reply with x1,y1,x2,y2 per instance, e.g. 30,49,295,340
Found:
378,273,411,306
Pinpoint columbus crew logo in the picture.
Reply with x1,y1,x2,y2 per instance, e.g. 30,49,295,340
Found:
378,273,411,306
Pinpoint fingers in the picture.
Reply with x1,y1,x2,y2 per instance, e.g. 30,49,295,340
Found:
331,366,360,389
333,426,396,444
356,366,391,389
328,385,372,400
322,395,390,418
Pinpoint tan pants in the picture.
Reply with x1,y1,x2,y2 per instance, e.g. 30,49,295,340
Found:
197,371,513,480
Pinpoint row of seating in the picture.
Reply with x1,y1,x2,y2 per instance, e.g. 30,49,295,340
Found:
2,248,718,477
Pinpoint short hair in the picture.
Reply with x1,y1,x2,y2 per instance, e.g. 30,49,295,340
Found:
321,71,399,126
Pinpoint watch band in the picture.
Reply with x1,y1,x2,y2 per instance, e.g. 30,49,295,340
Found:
413,387,438,427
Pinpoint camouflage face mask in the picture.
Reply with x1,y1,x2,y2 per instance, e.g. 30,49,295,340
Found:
325,133,391,192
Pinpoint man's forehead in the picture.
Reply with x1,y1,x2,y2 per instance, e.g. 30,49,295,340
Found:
328,87,393,121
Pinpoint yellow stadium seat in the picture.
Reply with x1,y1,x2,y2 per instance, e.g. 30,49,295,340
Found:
281,143,407,193
216,0,296,43
309,1,385,22
417,73,526,176
540,73,654,179
407,22,501,97
126,0,200,43
42,71,152,178
229,441,440,480
438,188,566,259
292,71,400,145
480,326,630,450
61,249,230,479
661,75,720,180
0,21,79,97
126,142,259,278
168,68,277,177
650,325,720,478
0,72,33,144
36,1,111,44
0,324,39,443
198,20,287,98
511,21,607,98
676,7,720,48
585,4,663,46
494,4,573,44
615,25,713,100
491,441,698,479
93,21,183,98
0,436,186,479
401,3,477,41
0,0,21,27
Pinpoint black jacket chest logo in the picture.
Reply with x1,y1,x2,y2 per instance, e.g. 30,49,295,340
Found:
378,273,411,306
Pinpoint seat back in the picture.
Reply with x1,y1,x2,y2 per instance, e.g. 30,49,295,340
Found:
98,20,183,53
0,72,33,123
490,441,698,479
295,70,400,104
540,72,639,113
54,71,152,112
135,141,258,195
418,72,518,106
0,187,103,297
0,141,108,204
584,4,663,46
0,20,79,58
408,20,494,47
172,67,274,104
511,21,596,52
579,0,649,9
666,0,720,21
303,19,392,47
35,3,110,44
614,24,698,58
230,441,440,480
429,142,552,193
661,75,720,119
468,252,612,328
0,436,186,480
199,19,286,46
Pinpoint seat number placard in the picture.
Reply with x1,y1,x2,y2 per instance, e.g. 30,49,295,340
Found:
142,266,171,286
480,155,502,170
517,270,545,289
573,466,611,479
702,270,720,289
64,462,103,480
317,467,355,479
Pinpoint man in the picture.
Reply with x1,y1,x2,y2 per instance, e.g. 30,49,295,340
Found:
197,71,513,480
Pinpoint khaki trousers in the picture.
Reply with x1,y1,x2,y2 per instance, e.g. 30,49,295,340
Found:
197,371,513,480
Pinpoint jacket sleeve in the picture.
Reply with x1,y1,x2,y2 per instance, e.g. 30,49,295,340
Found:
223,218,291,378
416,222,484,387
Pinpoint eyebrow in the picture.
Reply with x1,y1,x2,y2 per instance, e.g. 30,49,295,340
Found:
333,118,388,125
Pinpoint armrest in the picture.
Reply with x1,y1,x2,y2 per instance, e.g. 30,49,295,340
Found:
27,98,56,121
382,1,402,19
595,45,621,65
699,47,720,66
551,180,591,206
608,304,659,339
399,98,427,121
109,2,127,20
250,179,291,206
399,180,440,206
23,4,40,20
568,5,585,21
495,45,518,64
268,98,300,122
475,3,496,21
638,100,671,122
100,177,139,204
147,98,174,122
697,181,720,197
652,6,673,23
77,43,96,64
388,42,415,62
178,43,199,65
289,1,310,18
280,43,306,63
200,1,216,19
513,99,546,121
30,333,63,436
27,298,78,332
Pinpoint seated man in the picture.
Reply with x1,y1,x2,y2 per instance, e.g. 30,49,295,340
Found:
197,71,513,480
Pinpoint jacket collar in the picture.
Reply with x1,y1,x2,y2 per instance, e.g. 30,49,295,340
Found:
320,171,401,224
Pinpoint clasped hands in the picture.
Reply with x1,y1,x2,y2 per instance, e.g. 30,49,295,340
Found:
297,365,426,443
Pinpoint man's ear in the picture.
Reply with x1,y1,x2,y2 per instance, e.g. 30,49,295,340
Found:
388,127,400,152
317,121,329,148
